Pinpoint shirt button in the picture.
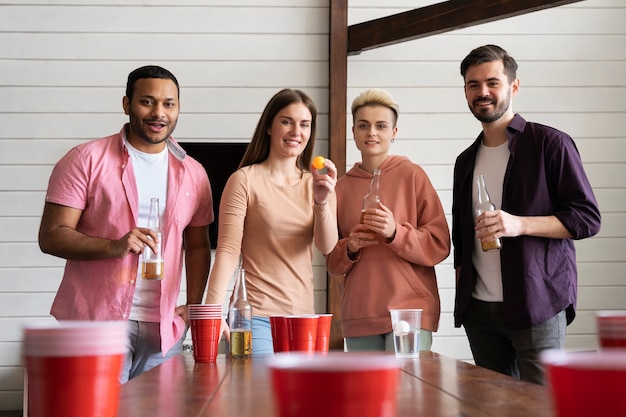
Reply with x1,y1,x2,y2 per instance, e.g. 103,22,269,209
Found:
130,279,135,284
122,313,127,319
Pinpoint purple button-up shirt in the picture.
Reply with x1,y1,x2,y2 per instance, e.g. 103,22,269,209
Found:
452,114,601,328
46,126,213,353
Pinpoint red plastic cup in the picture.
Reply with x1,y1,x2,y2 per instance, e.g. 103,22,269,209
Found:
269,352,399,417
541,350,626,417
190,317,222,363
286,316,318,353
23,321,127,417
315,314,333,354
596,310,626,348
270,316,289,353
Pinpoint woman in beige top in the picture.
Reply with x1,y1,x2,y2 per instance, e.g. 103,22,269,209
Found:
204,89,338,354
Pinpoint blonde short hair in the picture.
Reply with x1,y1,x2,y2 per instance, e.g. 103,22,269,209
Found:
351,88,400,126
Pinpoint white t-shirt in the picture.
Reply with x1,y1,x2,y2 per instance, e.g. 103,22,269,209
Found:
125,139,168,322
472,140,509,302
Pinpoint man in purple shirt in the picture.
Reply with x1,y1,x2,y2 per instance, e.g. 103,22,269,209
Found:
39,66,214,382
452,45,601,385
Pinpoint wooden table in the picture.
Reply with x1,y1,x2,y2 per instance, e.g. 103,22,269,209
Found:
117,351,555,417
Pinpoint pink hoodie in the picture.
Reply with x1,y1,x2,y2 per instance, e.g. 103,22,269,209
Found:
326,155,450,337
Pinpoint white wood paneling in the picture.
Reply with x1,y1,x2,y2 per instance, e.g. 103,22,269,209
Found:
1,0,624,410
0,5,329,33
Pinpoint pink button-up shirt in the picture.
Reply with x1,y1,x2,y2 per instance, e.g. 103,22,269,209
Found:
46,126,213,353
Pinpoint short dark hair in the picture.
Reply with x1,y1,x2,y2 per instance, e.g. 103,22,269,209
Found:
460,45,518,83
125,65,179,100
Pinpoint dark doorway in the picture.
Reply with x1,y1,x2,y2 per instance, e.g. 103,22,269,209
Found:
180,142,248,249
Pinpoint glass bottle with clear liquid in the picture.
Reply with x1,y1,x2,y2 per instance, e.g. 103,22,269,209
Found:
475,175,502,252
142,197,164,279
360,168,382,240
228,268,252,358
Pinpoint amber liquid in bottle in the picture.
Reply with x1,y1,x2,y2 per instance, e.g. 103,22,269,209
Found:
230,329,253,358
228,268,253,358
475,175,502,252
142,197,164,279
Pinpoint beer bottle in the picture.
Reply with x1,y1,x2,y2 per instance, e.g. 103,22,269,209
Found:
360,168,381,240
228,268,252,358
142,198,164,279
475,175,502,252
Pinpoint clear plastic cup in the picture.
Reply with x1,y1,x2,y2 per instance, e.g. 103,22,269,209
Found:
389,309,422,358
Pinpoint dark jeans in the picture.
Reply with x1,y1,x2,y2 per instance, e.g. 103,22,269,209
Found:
463,298,566,385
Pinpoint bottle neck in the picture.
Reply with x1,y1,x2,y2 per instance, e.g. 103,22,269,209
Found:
362,169,381,210
148,198,161,229
476,176,489,203
475,175,495,213
234,269,248,301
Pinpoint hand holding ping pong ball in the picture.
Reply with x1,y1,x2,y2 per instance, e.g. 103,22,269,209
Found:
312,155,326,170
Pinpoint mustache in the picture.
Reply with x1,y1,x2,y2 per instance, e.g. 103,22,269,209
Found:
473,95,494,105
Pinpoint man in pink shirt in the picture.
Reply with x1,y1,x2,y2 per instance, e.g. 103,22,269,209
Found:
38,65,214,382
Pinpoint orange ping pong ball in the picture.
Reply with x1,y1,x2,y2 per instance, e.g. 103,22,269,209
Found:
312,156,326,170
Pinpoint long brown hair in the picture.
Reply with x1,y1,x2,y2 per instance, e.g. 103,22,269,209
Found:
239,89,317,171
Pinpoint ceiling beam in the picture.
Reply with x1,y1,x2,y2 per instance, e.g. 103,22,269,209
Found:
348,0,584,55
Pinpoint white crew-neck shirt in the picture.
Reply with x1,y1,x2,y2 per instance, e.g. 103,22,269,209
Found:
472,140,509,302
125,138,168,322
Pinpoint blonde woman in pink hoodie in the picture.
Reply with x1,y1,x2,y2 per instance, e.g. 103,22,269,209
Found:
326,88,450,351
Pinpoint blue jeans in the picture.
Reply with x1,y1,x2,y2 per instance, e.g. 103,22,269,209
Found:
119,320,186,384
346,329,433,352
251,316,274,355
462,298,566,385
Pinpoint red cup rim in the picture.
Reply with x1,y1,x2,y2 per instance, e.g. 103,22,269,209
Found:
596,310,626,318
541,349,626,370
23,320,128,357
268,352,400,372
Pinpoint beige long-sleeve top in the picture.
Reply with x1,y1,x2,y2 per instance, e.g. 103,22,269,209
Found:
205,164,337,316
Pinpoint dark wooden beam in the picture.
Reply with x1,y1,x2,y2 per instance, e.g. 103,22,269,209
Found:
327,0,348,350
348,0,584,55
329,0,348,176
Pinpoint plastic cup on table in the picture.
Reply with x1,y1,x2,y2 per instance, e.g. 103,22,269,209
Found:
315,314,333,354
23,320,128,417
541,349,626,417
188,304,223,363
270,315,289,353
389,309,422,358
285,315,319,353
269,352,400,417
596,310,626,348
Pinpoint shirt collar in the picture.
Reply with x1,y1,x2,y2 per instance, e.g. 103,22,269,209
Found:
120,123,187,162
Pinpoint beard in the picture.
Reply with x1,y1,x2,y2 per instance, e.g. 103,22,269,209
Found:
469,91,512,124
